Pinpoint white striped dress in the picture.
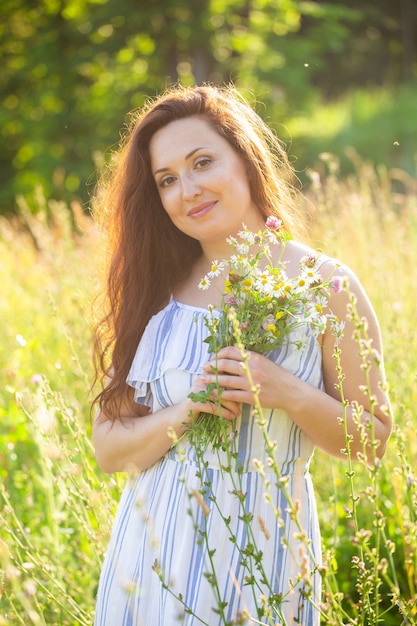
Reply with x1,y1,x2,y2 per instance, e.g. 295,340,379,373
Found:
94,297,323,625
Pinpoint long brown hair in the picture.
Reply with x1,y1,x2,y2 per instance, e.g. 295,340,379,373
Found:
92,84,304,419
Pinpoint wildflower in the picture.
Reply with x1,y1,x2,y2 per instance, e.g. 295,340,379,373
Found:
351,556,366,572
236,243,250,255
331,275,345,293
328,316,345,341
224,293,238,305
265,215,283,230
263,315,275,332
208,260,225,277
300,253,318,268
300,267,320,285
256,275,274,296
239,228,256,245
198,276,211,290
228,270,242,284
261,243,272,257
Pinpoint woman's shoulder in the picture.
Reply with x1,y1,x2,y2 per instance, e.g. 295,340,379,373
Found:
283,239,354,280
284,241,374,319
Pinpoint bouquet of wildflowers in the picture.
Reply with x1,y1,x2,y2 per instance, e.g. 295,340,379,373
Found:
188,216,345,448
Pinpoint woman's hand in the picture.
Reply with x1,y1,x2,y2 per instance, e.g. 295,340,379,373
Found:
93,376,241,474
189,370,242,420
200,346,292,411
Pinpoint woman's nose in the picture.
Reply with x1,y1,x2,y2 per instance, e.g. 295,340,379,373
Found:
180,173,201,200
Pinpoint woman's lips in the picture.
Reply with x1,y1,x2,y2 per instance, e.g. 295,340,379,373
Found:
187,201,216,218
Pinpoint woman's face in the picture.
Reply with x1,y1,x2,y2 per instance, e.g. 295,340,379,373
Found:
149,116,262,247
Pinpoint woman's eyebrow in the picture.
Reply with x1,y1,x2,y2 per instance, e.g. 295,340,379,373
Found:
153,147,208,175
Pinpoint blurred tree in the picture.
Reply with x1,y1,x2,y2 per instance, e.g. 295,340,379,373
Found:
401,0,416,81
1,0,415,214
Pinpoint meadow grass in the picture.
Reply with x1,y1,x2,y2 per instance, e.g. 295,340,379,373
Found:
306,154,417,624
0,159,416,624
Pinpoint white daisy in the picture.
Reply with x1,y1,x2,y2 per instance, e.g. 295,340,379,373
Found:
208,260,225,278
198,276,211,290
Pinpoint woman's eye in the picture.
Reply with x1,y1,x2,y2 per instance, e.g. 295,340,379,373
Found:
159,175,176,188
195,157,211,169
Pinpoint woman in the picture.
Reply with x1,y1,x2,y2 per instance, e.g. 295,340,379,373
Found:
92,84,391,625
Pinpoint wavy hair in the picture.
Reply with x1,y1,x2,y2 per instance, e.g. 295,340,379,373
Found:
92,84,304,419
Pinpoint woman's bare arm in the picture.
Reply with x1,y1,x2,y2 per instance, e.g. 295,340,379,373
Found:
92,382,241,474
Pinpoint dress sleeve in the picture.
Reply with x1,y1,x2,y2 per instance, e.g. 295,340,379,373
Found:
126,298,211,407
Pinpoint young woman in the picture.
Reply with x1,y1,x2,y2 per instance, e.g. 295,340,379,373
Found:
92,85,391,625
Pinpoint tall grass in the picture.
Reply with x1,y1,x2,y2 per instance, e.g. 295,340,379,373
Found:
0,160,416,624
306,154,417,624
0,193,122,625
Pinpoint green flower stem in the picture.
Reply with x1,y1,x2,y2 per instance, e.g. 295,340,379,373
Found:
153,444,230,625
228,310,326,623
152,557,211,626
191,411,283,622
210,445,282,622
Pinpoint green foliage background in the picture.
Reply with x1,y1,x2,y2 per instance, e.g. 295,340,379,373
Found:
1,0,416,213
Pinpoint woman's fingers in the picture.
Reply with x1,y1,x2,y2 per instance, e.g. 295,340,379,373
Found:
203,346,245,373
189,373,241,419
195,398,240,420
201,349,286,409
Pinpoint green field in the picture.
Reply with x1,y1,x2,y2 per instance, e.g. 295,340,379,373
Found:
1,157,417,624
